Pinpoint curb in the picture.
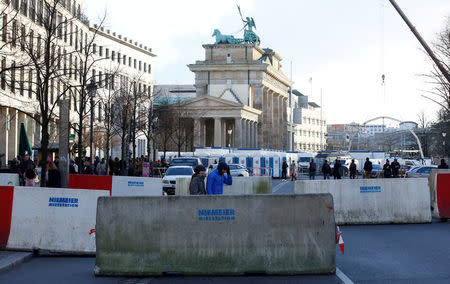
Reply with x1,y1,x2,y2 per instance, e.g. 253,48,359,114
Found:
0,251,34,274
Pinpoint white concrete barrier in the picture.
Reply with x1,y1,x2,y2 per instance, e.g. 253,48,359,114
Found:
175,176,271,196
111,176,162,196
0,173,20,186
295,179,431,224
4,186,109,254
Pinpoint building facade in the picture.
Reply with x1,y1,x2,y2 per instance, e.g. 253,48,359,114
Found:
188,43,293,150
291,90,327,153
0,0,155,166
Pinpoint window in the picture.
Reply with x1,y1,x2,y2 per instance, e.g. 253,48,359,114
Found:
92,69,96,83
57,13,62,39
12,20,17,47
98,104,102,122
19,67,24,95
144,63,147,72
1,57,6,90
50,79,54,104
79,30,83,52
99,46,103,57
37,0,43,25
36,34,41,57
74,60,77,80
148,63,151,74
138,61,141,71
21,0,28,16
63,49,66,74
128,57,131,67
63,17,67,42
29,30,33,51
10,61,15,92
117,52,121,63
123,54,126,65
104,73,108,89
133,59,136,69
98,72,102,87
105,48,109,58
69,22,73,45
20,24,25,50
111,51,115,61
75,26,78,50
2,15,7,42
93,44,96,54
13,0,19,10
28,69,33,98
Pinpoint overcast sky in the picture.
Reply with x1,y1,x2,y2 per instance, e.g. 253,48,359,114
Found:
83,0,450,125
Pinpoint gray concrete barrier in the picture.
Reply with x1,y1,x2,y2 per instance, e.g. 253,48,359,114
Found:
295,179,431,224
95,194,336,276
175,176,271,196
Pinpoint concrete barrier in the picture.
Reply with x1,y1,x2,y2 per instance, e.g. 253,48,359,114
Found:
175,176,272,196
429,170,450,219
111,176,162,196
69,174,112,194
95,194,336,276
295,179,431,224
0,186,109,254
0,173,20,186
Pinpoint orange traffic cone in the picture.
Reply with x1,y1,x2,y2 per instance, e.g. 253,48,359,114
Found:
336,225,344,255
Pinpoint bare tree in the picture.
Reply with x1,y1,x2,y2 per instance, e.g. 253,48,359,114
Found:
422,17,450,117
5,0,81,186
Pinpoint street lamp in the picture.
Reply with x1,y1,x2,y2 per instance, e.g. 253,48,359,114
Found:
87,79,97,164
443,132,447,158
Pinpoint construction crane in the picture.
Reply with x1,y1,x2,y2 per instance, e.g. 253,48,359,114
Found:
388,0,450,84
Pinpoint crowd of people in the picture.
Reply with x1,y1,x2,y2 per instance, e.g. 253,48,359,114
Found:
9,152,61,187
280,157,450,181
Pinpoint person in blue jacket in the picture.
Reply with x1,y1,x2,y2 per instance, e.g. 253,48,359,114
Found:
206,162,232,195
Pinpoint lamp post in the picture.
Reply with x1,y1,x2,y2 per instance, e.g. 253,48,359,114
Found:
443,132,447,158
87,79,97,164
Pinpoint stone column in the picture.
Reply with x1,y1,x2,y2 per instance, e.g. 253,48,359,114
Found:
200,119,206,147
246,120,251,148
193,118,201,148
214,117,222,147
8,109,18,160
268,90,274,149
0,107,8,166
255,122,260,148
234,117,242,148
252,84,264,111
262,87,268,148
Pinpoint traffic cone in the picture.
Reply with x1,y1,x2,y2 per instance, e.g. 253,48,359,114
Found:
336,225,344,255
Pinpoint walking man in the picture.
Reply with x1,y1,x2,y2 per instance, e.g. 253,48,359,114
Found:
322,160,332,180
206,162,233,195
290,161,297,181
309,159,317,180
363,158,372,179
391,159,400,178
349,159,357,179
281,160,288,179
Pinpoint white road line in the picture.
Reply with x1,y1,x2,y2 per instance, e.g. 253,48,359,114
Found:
273,180,290,193
336,267,354,284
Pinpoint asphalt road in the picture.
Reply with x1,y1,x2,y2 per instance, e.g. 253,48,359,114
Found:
1,179,449,284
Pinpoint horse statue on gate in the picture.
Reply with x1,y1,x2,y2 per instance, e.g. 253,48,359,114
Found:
212,29,241,44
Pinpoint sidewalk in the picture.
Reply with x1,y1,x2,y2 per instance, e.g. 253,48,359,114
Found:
0,251,33,274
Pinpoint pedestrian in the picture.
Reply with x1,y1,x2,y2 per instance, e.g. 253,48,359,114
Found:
96,158,107,175
206,162,232,195
290,161,297,181
438,159,449,169
391,159,400,178
20,152,35,186
82,160,93,175
24,166,36,186
54,156,60,169
47,161,61,188
93,156,100,175
69,159,77,174
349,159,357,179
309,159,317,180
383,159,391,178
363,157,372,179
333,159,342,179
322,160,332,180
189,165,207,195
113,157,120,175
281,160,288,179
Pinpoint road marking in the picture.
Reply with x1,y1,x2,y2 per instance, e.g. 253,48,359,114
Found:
336,267,354,284
273,180,290,193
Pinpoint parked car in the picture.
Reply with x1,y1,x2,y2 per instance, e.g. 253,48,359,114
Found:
169,157,203,169
405,165,437,178
371,164,383,178
212,164,249,177
162,166,194,195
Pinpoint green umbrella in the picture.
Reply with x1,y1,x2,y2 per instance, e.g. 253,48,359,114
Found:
19,123,32,157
